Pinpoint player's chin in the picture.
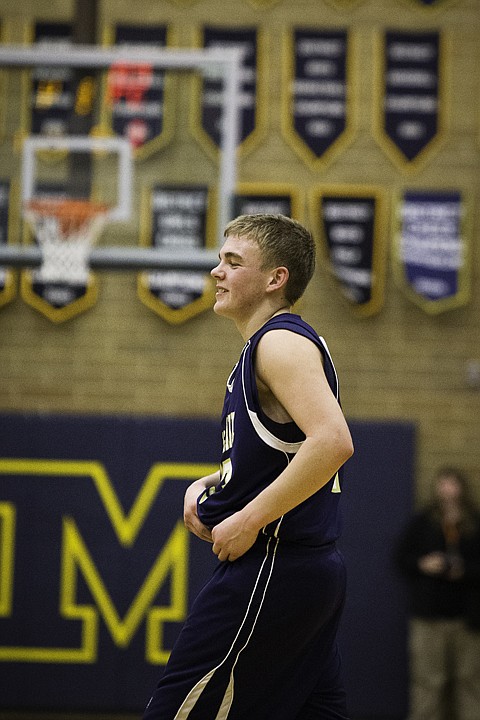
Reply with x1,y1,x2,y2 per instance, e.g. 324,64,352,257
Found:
213,299,229,316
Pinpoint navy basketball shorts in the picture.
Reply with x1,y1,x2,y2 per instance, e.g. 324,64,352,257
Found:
143,534,349,720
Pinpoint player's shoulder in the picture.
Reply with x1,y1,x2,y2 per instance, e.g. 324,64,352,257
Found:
256,314,320,350
255,325,322,372
254,313,319,342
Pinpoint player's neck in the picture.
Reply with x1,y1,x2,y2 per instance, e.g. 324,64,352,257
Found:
235,302,291,342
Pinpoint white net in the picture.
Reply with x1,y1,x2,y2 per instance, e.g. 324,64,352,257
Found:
24,200,109,284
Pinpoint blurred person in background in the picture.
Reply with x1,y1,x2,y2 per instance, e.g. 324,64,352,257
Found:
395,466,480,720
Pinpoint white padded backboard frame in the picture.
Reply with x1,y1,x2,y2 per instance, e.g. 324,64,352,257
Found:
0,43,242,249
22,135,133,222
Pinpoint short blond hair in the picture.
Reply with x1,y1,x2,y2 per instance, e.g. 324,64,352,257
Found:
224,214,315,304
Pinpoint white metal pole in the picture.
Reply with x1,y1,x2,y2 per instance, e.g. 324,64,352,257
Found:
21,138,35,204
0,44,243,71
217,49,243,245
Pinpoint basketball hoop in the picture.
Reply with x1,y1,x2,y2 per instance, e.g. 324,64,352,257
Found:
24,198,110,284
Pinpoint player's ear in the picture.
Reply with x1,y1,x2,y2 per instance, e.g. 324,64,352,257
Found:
267,266,289,293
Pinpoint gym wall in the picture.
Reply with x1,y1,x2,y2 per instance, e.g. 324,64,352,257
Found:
0,0,478,503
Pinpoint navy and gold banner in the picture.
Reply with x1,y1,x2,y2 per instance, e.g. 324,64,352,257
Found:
0,412,413,716
20,23,74,140
310,185,387,316
102,24,174,159
0,182,16,310
20,184,99,323
282,29,355,169
0,413,220,711
233,183,302,220
374,30,444,170
137,184,215,324
191,26,267,158
393,190,469,314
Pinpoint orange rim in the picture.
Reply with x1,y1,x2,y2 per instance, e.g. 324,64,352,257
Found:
25,198,109,219
25,199,110,236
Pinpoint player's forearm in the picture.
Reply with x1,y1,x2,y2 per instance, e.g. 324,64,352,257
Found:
240,431,353,532
184,471,220,543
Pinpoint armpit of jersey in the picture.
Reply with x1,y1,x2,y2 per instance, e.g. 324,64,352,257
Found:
244,400,304,454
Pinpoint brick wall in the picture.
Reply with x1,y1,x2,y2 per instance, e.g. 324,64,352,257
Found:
0,0,479,504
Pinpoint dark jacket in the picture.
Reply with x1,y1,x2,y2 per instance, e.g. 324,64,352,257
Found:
395,510,480,631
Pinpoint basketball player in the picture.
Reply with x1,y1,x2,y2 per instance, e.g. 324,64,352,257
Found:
143,214,354,719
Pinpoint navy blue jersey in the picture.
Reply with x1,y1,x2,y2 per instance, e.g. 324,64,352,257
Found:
197,313,345,545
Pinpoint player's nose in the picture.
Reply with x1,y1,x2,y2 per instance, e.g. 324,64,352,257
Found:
211,262,224,278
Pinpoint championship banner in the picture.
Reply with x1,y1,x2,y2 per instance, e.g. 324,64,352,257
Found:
374,30,444,169
0,412,414,716
393,190,469,314
282,29,355,169
310,185,387,316
20,184,98,323
0,182,16,310
233,183,302,220
21,23,74,140
191,26,267,158
138,185,215,324
102,24,174,159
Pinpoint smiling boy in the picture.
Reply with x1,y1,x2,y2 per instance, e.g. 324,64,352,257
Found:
143,214,354,720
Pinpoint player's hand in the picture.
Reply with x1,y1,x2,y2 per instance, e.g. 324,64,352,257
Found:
184,479,213,543
211,512,258,562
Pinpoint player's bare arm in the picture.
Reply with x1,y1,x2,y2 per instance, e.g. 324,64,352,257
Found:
211,329,354,561
183,471,219,542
